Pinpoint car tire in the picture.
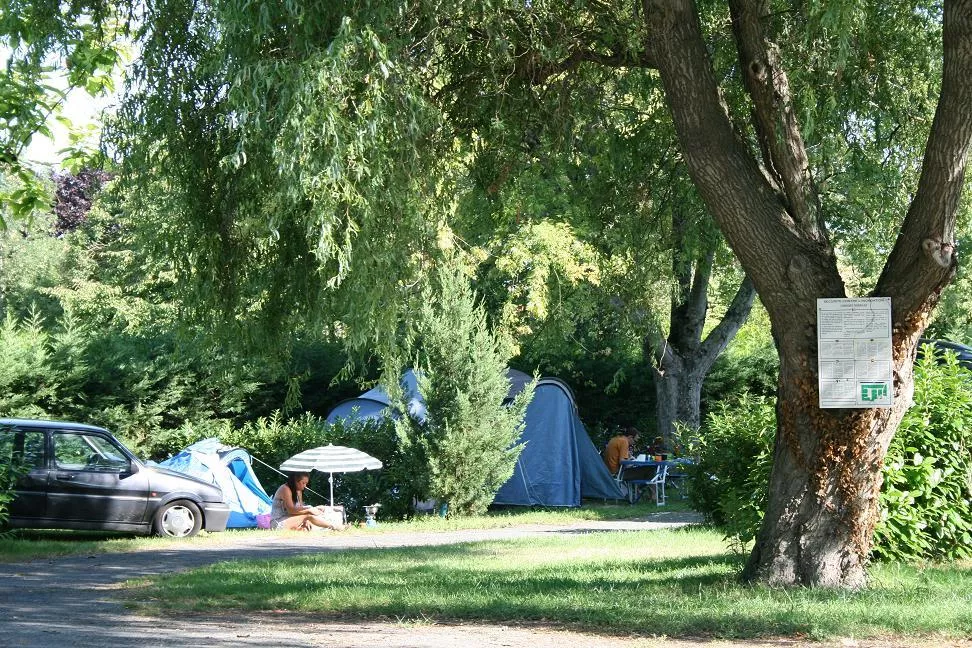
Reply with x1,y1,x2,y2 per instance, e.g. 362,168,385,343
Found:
153,499,203,537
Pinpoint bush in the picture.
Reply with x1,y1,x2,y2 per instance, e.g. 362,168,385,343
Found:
0,460,18,530
687,394,775,550
395,264,533,517
872,350,972,561
0,307,270,450
0,426,35,531
691,352,972,561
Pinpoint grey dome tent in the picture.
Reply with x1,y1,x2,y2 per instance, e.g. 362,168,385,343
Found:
326,369,624,507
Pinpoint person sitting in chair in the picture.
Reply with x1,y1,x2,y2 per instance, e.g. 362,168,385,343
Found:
608,427,661,485
604,427,639,475
270,472,345,531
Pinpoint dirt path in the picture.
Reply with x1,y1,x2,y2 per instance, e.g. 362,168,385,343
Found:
0,513,967,648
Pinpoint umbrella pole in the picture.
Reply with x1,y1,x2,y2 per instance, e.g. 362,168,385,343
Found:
329,472,334,507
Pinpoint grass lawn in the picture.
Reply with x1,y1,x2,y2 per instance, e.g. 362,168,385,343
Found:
123,526,972,641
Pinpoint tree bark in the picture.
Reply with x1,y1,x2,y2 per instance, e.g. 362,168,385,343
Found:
644,0,972,587
743,323,914,588
649,208,757,446
653,357,702,444
650,243,756,446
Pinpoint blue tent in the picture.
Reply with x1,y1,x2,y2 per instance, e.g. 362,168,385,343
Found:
159,438,273,528
326,369,426,423
493,377,625,506
326,369,624,507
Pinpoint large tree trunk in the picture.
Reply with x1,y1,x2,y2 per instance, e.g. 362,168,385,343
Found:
652,352,702,442
644,0,972,587
743,318,916,588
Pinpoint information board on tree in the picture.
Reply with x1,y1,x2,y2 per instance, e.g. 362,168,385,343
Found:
817,297,892,408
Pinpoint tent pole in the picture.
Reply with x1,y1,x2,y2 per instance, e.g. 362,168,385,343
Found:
329,472,334,507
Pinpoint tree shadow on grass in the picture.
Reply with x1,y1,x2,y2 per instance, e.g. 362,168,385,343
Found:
128,537,972,641
133,545,820,638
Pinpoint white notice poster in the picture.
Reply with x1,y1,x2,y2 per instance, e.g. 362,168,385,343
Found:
817,297,892,408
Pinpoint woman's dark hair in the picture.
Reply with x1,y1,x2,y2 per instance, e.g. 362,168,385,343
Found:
285,472,310,505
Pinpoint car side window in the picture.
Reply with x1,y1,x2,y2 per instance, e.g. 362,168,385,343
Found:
54,432,130,472
23,430,45,467
0,428,46,470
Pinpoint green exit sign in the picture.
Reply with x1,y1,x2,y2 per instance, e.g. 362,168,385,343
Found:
860,383,888,402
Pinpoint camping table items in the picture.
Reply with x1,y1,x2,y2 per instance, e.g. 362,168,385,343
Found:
279,444,383,506
363,503,381,527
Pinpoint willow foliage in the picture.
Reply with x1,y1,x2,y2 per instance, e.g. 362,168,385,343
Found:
100,0,967,402
108,1,463,350
105,1,707,351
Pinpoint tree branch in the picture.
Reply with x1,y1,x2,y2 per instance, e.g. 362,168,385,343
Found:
699,274,756,368
728,0,823,242
875,0,972,327
669,241,713,352
643,0,842,316
515,46,656,87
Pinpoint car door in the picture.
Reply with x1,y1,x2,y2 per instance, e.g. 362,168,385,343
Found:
46,430,149,525
0,426,48,521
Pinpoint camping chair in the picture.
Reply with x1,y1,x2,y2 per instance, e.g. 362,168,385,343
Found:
617,462,668,505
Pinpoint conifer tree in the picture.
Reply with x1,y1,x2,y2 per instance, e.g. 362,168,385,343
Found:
396,264,533,516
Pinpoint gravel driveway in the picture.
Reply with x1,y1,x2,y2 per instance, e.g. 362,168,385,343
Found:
2,512,965,648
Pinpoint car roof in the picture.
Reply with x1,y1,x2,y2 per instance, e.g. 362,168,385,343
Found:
917,338,972,369
918,338,972,354
0,418,111,434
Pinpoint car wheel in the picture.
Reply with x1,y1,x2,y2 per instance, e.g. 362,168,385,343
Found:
153,500,202,537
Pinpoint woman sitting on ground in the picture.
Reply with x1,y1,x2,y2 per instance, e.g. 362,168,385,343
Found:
270,472,345,531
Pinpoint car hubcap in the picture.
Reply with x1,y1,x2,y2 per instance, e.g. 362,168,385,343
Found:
161,505,195,536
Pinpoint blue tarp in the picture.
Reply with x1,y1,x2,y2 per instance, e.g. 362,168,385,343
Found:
326,370,624,507
159,438,273,528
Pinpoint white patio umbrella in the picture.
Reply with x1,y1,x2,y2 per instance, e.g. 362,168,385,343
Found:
279,444,383,506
